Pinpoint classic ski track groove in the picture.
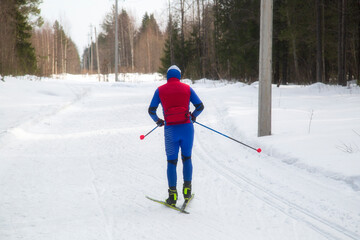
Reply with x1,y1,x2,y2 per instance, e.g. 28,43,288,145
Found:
88,159,114,240
195,139,359,240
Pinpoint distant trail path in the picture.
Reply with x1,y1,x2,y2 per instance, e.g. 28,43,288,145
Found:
0,84,91,147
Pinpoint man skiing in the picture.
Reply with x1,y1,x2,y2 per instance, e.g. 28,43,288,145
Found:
148,65,204,206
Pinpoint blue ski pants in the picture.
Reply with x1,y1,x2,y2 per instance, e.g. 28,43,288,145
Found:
164,123,194,188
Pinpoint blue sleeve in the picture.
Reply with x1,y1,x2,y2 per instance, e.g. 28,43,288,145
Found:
148,89,161,122
190,88,204,118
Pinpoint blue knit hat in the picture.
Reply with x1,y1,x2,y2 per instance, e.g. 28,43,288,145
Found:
167,65,181,80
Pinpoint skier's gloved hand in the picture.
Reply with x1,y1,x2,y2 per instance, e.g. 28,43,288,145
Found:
156,119,165,127
190,112,196,122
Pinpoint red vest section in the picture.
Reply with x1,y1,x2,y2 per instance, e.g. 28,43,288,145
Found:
158,78,191,125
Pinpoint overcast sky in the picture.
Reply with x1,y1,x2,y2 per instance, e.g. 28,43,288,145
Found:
40,0,168,53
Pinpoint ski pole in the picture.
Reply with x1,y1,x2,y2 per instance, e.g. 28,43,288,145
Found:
140,125,158,140
194,121,262,153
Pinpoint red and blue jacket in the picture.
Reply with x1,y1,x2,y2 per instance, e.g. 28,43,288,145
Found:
148,78,204,126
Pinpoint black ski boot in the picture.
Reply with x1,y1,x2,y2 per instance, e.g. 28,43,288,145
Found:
183,181,192,201
165,187,177,206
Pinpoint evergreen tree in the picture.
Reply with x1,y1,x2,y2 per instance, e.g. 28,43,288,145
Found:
185,24,202,79
134,13,164,73
0,0,42,75
273,0,289,85
160,17,182,75
15,4,37,74
214,0,260,81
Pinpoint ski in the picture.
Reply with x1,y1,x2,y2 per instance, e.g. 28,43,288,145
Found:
146,196,190,214
180,194,195,212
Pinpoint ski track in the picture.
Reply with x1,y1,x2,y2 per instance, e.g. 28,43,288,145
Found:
195,143,359,240
87,158,114,240
193,88,359,240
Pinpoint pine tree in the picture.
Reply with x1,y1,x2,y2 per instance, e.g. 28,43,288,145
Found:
159,17,182,75
0,0,42,75
214,0,260,81
15,4,37,74
134,13,164,73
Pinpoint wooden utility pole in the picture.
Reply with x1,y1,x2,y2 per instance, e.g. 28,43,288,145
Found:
258,0,273,137
115,0,119,81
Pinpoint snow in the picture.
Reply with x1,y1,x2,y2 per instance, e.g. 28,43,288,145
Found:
0,74,359,240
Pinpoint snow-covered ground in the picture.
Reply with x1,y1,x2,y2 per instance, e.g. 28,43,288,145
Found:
0,74,359,240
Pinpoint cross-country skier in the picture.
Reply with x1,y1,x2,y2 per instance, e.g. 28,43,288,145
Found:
148,65,204,206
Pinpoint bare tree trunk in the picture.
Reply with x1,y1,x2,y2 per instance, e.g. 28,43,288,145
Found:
90,31,93,74
282,43,289,84
197,0,202,77
128,20,135,71
292,37,300,82
44,30,47,74
54,28,57,75
60,30,64,73
180,0,186,69
64,37,67,73
41,30,45,75
286,9,300,83
146,32,151,72
357,0,360,83
95,27,101,80
338,0,346,86
202,0,207,78
316,0,323,83
322,1,326,83
47,30,50,75
168,0,174,64
52,31,55,75
213,0,221,79
0,1,16,74
119,18,123,69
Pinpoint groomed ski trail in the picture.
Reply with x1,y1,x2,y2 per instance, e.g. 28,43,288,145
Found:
195,141,359,240
1,79,359,240
192,85,360,240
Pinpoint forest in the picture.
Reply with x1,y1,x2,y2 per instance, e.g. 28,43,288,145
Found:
0,0,80,76
0,0,359,85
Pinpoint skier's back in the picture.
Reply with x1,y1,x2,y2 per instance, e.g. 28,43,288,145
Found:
148,65,204,206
